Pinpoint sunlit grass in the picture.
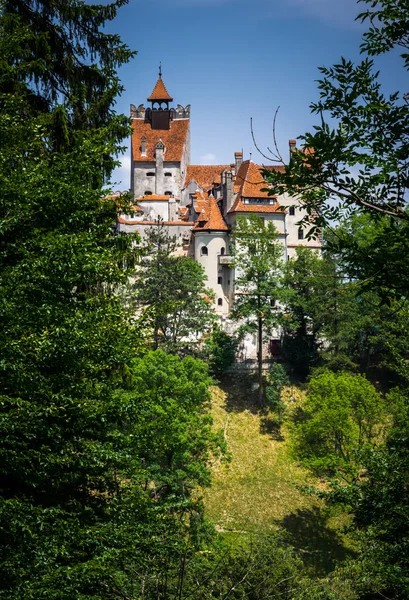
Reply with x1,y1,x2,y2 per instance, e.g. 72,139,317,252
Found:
203,375,357,575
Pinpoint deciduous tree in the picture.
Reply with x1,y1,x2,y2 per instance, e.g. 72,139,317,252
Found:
231,215,283,402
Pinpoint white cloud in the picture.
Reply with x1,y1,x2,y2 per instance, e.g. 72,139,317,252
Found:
200,153,217,164
111,154,131,191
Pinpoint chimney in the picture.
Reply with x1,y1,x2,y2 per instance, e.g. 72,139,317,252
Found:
155,139,164,195
234,151,243,173
141,136,146,156
289,139,296,160
168,197,177,222
224,170,234,214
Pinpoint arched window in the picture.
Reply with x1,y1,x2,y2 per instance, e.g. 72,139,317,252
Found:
165,191,172,196
144,191,152,196
165,172,172,177
220,247,225,256
201,246,208,256
147,172,155,177
217,298,223,306
289,206,295,216
218,276,222,285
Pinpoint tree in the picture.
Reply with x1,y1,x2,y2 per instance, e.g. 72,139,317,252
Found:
204,326,238,378
231,215,283,403
135,221,216,354
263,0,409,298
291,370,385,482
280,247,328,376
265,362,290,426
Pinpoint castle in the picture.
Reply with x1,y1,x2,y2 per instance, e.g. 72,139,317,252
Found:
118,70,322,319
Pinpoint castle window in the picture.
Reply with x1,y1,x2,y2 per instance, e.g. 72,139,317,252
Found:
144,191,152,196
217,298,223,306
289,206,295,216
218,276,222,285
298,228,304,240
165,191,172,196
165,172,172,177
220,247,225,256
147,172,155,177
201,246,208,256
246,198,271,205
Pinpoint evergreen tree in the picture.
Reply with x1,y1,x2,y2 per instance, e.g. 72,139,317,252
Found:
135,221,216,354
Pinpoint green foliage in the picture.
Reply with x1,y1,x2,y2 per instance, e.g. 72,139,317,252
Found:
280,247,328,376
291,371,385,481
231,215,283,400
263,0,409,299
135,221,216,354
265,363,290,424
204,326,238,377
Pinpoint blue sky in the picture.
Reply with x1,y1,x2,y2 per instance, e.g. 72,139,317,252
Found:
109,0,404,189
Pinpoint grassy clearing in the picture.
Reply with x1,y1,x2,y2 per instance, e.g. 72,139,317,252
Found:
203,373,356,575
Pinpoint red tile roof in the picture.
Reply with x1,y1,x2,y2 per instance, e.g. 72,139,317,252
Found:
137,194,174,201
147,77,173,102
183,165,230,191
235,161,284,198
228,161,284,214
192,190,208,213
229,162,283,213
131,119,189,162
193,196,229,232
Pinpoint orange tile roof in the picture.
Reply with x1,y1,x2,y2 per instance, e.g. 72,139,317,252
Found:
229,161,284,214
147,77,173,102
192,190,208,213
179,206,190,221
132,119,189,163
137,194,175,201
183,165,230,191
193,196,229,232
235,161,284,198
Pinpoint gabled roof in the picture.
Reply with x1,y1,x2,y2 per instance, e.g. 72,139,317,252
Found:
147,77,173,102
193,196,229,232
183,165,230,191
131,119,189,162
229,161,284,214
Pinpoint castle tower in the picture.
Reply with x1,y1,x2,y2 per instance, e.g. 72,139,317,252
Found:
130,67,191,201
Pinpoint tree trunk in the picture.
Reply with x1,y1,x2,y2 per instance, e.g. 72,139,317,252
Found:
257,316,263,405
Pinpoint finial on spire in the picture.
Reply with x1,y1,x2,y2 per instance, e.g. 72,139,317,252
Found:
159,62,162,79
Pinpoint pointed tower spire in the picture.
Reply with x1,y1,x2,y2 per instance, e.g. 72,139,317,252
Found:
147,66,173,104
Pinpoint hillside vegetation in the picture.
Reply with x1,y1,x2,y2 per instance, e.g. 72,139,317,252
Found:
204,375,356,575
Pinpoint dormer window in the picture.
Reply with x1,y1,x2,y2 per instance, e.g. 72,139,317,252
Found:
245,198,272,205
